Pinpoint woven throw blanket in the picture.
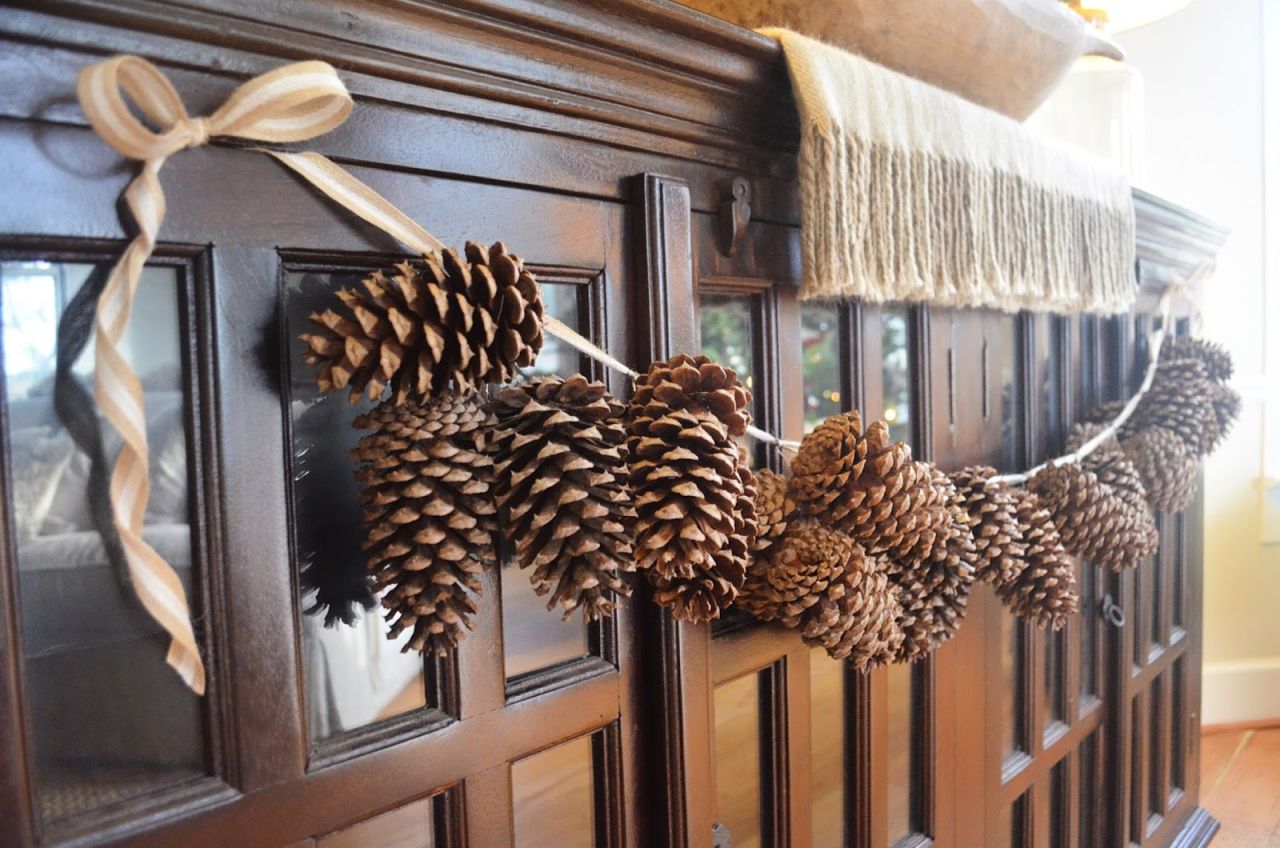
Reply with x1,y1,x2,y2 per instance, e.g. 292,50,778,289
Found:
762,28,1136,314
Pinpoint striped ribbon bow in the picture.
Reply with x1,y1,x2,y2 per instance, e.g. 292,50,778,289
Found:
77,56,353,694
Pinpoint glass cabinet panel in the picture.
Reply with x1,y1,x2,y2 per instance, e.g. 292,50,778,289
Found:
318,795,437,848
880,309,913,445
801,304,842,432
1,260,207,824
715,671,766,848
809,650,846,848
512,733,596,848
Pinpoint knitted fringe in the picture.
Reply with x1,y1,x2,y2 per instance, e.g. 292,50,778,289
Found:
799,128,1136,313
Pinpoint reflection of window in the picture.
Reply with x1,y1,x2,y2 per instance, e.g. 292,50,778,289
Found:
881,309,912,445
801,305,841,432
700,292,761,466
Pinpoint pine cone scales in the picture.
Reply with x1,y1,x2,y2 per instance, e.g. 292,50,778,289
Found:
352,394,497,654
627,354,756,622
1066,424,1159,557
948,466,1028,588
1163,336,1233,382
888,467,978,661
302,242,544,405
1121,427,1198,512
1028,463,1149,571
753,469,794,557
743,523,902,669
1007,488,1078,630
493,375,636,621
791,413,950,564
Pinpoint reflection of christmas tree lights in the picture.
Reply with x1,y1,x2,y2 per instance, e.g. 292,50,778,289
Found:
884,406,898,423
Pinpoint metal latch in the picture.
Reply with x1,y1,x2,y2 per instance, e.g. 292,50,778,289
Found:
1101,594,1127,628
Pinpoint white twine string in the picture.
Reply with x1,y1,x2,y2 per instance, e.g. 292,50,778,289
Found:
543,315,803,453
988,262,1213,486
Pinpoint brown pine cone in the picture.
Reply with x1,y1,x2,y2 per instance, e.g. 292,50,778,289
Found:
753,469,794,557
887,466,978,662
627,353,756,622
1066,424,1158,558
1121,426,1199,513
492,374,637,621
948,466,1028,589
1006,488,1079,630
1162,336,1233,383
301,242,544,405
748,522,903,669
1028,463,1149,571
1205,381,1240,451
352,394,497,654
1134,357,1218,456
791,413,951,564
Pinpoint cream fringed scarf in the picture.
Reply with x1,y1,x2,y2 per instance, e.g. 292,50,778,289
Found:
761,28,1136,314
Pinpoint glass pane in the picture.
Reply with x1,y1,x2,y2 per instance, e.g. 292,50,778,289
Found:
502,282,590,678
1171,661,1185,791
1001,613,1024,757
1011,792,1029,848
286,269,428,742
701,293,758,465
1080,559,1097,701
1045,628,1065,727
512,733,595,848
880,309,912,445
809,649,845,847
318,795,436,847
1050,759,1068,848
1151,514,1165,647
801,304,842,432
1079,733,1098,848
1173,514,1186,628
886,662,917,842
999,317,1021,473
1149,682,1163,817
1,261,206,824
715,672,765,848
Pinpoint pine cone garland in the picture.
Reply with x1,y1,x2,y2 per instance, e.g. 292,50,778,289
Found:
1135,357,1218,456
1206,381,1240,451
1027,463,1149,571
1121,427,1199,513
791,413,951,564
1006,488,1079,630
492,375,637,621
627,354,756,622
352,394,497,654
753,469,794,557
948,466,1028,589
301,242,544,405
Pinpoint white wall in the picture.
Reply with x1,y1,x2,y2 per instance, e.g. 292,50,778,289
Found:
1118,0,1280,726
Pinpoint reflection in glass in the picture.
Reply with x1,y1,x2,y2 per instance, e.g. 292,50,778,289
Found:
999,318,1021,473
1149,684,1163,816
886,662,917,842
1080,559,1096,701
701,293,759,466
502,282,589,678
1001,612,1023,758
1079,733,1098,848
881,309,912,445
1050,760,1068,848
318,795,436,847
1171,661,1185,791
809,650,845,847
286,269,428,742
715,672,765,848
1045,628,1065,726
1150,517,1164,647
2,261,206,823
512,733,595,848
801,305,842,432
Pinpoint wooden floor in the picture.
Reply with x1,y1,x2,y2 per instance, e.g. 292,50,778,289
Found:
1200,727,1280,847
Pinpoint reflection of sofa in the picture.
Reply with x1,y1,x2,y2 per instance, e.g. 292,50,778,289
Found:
7,389,204,814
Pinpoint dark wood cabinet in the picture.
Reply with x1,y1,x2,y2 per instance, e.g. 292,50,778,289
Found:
0,3,1226,846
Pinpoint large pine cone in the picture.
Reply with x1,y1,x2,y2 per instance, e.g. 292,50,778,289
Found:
948,466,1028,589
887,466,978,662
746,522,903,669
791,413,951,564
492,375,636,621
352,394,497,654
1134,357,1218,457
1121,426,1199,513
1006,488,1079,630
753,469,794,557
1206,381,1240,452
1028,463,1148,571
627,354,756,622
302,242,544,405
1066,424,1158,558
1163,336,1233,382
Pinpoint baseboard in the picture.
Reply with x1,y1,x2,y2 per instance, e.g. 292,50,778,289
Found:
1202,717,1280,734
1203,656,1280,725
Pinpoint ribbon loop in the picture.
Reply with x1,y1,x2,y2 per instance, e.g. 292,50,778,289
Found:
75,55,354,695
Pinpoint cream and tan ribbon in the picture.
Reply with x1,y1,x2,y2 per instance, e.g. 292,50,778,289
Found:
77,56,352,693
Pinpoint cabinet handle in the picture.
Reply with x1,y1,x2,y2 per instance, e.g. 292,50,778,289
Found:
1101,594,1127,628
